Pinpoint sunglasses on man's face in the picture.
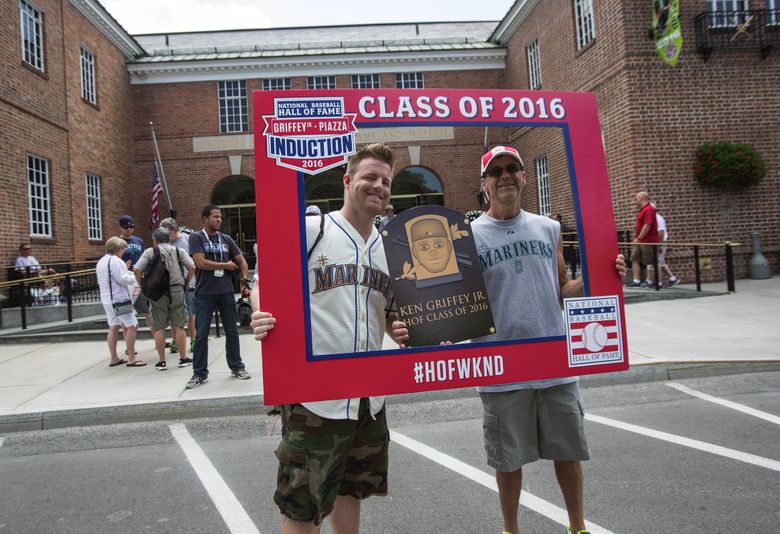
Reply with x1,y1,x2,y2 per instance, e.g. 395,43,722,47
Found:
122,225,135,229
484,164,523,178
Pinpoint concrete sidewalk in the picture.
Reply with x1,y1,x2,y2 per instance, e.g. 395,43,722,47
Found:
1,277,778,432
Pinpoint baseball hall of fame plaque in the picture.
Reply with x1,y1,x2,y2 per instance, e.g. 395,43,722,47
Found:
382,205,495,347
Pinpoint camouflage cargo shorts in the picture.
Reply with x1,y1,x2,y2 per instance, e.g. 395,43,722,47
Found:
273,399,389,526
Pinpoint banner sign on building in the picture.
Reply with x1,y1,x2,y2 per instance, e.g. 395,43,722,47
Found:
653,0,682,67
253,89,629,405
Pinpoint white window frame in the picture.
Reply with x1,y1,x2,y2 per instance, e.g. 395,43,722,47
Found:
767,0,779,25
536,156,551,216
20,0,45,72
218,80,247,133
80,45,96,104
352,74,380,89
27,154,52,237
395,72,424,89
574,0,596,50
707,0,749,28
85,173,102,241
262,78,291,91
307,76,336,89
526,39,542,90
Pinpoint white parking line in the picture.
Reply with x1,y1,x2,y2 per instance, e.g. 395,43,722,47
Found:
666,383,780,425
390,430,615,534
0,436,4,447
585,414,780,472
169,423,260,534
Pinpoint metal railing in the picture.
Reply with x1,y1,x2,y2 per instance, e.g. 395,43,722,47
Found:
694,9,779,60
562,233,741,293
0,266,101,330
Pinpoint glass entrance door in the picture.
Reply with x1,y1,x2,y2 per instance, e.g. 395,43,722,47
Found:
219,203,257,272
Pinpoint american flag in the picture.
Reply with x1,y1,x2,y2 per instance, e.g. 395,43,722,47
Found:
150,162,162,228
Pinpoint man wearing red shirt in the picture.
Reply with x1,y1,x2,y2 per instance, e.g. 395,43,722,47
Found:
629,191,659,288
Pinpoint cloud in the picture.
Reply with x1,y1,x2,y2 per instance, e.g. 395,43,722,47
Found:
102,0,272,34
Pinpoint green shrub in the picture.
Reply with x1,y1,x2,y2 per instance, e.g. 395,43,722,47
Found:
694,142,766,191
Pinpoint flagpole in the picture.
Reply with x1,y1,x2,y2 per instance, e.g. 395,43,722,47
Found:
149,121,175,219
483,126,489,154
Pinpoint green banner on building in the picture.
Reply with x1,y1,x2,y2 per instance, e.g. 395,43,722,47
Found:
653,0,682,67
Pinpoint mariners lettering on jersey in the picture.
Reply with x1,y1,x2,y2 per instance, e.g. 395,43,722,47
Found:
313,263,391,295
124,243,142,255
478,239,555,271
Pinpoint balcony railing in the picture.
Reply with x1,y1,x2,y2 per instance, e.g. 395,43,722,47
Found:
694,9,779,60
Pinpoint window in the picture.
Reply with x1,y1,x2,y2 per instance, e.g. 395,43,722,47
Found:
80,45,96,104
767,0,779,25
536,156,550,216
526,39,542,90
707,0,749,27
352,74,380,89
218,80,247,133
262,78,291,91
86,173,102,240
574,0,596,49
20,0,45,71
27,154,51,237
395,72,424,89
307,76,336,89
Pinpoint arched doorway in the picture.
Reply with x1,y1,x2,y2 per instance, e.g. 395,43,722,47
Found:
211,175,256,267
304,166,346,213
302,165,445,215
390,166,444,213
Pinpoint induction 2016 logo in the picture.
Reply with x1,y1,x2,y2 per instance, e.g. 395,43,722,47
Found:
263,97,358,175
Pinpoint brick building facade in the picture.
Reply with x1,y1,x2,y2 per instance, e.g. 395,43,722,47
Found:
2,0,777,281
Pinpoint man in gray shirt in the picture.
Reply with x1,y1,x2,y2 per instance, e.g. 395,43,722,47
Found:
472,146,625,534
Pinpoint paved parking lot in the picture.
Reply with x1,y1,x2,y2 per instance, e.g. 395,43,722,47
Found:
1,371,778,533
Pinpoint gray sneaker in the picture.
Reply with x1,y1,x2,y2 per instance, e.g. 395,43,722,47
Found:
668,277,680,287
186,375,208,389
231,369,251,380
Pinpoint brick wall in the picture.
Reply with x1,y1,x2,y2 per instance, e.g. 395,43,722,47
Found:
130,69,507,245
0,0,136,276
500,0,779,281
63,3,136,260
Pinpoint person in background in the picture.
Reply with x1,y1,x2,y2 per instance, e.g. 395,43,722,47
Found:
628,191,659,288
135,228,196,371
160,218,197,354
378,203,395,230
186,204,251,389
15,243,57,276
96,237,145,367
118,215,151,331
652,203,680,288
305,205,321,217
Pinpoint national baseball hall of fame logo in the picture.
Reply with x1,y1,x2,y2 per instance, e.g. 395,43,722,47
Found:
262,97,358,174
564,296,624,367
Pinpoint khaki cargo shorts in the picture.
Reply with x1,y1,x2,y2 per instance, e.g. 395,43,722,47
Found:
630,243,657,267
149,286,187,331
480,382,590,472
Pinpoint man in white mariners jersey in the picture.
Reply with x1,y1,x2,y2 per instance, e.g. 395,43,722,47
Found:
472,146,626,534
250,143,408,534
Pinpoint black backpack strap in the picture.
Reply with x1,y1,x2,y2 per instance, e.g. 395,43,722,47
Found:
307,214,326,260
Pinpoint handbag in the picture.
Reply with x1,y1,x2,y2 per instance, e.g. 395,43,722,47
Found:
108,257,134,316
112,300,134,315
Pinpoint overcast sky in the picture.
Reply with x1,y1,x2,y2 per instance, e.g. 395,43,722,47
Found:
100,0,514,35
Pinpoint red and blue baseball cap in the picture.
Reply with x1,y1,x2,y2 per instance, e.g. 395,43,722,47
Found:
481,146,524,176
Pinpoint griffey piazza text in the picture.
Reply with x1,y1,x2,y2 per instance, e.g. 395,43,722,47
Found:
358,95,566,120
413,355,504,384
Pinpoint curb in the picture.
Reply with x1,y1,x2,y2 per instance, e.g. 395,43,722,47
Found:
1,360,778,434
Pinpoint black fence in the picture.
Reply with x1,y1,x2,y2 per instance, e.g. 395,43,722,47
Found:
694,9,779,60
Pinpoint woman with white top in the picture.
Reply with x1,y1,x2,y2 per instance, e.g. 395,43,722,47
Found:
96,237,146,367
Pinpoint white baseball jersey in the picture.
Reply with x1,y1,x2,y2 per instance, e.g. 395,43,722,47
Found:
303,210,392,420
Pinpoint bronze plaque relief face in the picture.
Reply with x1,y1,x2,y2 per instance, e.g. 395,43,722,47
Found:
383,206,495,347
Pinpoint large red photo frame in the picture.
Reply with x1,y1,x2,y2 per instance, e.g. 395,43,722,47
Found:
254,89,628,405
